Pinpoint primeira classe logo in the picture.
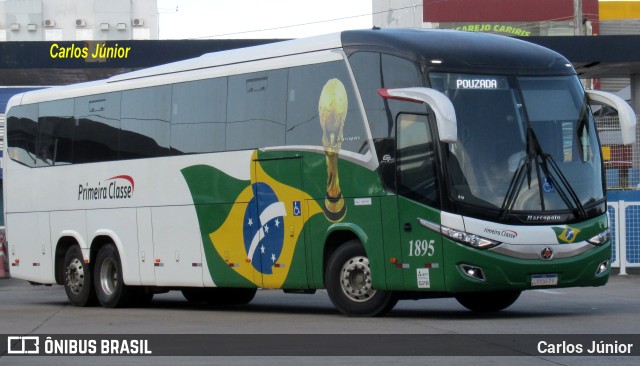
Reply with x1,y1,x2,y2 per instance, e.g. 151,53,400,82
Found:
78,175,135,201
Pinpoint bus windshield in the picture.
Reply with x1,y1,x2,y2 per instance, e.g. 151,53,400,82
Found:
429,73,603,214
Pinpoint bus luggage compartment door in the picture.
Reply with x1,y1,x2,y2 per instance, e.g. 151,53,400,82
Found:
251,156,307,289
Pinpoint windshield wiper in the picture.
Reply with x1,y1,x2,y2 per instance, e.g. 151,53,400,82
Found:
500,126,537,220
500,154,529,220
538,152,588,219
500,127,587,220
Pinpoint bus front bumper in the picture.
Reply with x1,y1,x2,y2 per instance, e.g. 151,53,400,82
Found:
443,239,611,293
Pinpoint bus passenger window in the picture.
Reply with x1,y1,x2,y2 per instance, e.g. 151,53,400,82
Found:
74,92,121,163
37,99,75,166
121,86,172,159
6,104,39,167
171,78,227,154
227,70,287,150
286,61,368,154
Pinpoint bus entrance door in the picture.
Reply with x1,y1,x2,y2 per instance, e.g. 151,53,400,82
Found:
252,156,308,289
395,113,445,291
397,198,445,291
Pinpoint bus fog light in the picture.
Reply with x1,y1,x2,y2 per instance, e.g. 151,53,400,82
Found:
460,264,486,281
596,260,609,276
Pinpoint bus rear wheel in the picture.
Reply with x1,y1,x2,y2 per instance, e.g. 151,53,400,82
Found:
325,240,397,317
94,243,136,308
455,290,521,312
63,245,96,306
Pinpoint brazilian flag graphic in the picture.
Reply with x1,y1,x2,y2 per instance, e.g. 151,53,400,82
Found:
181,151,323,289
553,226,582,244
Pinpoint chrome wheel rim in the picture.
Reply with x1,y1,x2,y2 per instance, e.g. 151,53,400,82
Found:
99,257,118,296
66,258,85,295
339,255,375,302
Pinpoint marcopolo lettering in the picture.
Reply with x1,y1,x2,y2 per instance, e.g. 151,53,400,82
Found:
78,175,134,201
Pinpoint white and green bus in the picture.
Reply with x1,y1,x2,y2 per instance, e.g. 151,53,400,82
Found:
4,29,636,316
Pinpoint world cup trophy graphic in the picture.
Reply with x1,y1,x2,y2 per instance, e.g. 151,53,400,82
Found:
318,78,348,222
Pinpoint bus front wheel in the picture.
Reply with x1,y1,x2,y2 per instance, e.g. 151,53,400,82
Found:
63,245,96,306
94,243,136,308
325,240,397,317
455,290,521,312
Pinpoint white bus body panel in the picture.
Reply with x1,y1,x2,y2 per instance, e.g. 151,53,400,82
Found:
4,39,345,287
6,212,54,284
5,150,256,286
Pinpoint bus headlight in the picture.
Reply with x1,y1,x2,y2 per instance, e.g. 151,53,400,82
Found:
587,228,610,246
441,226,501,249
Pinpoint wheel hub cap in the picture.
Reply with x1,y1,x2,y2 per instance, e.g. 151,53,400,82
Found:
340,256,375,302
66,258,85,295
99,258,118,296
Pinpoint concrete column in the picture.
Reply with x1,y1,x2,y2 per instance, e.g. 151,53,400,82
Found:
632,74,640,169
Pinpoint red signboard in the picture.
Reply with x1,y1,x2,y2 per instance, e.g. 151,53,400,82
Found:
423,0,599,23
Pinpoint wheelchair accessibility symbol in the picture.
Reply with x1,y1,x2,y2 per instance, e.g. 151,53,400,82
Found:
293,201,301,216
542,176,555,193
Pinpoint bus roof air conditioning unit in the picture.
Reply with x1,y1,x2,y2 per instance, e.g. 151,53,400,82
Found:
132,18,144,26
44,19,55,27
75,19,86,27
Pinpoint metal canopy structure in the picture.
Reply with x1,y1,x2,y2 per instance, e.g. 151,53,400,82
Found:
0,39,282,86
0,35,639,86
523,35,640,79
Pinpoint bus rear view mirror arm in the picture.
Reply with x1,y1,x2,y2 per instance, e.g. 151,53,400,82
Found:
586,90,637,145
378,87,458,143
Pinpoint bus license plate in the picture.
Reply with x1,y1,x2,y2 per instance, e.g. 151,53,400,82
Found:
531,274,558,287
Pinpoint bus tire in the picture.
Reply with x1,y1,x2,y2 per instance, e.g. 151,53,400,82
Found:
455,290,521,312
325,239,397,317
63,245,96,307
93,243,136,308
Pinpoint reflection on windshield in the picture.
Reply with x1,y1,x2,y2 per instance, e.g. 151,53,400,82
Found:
429,73,603,214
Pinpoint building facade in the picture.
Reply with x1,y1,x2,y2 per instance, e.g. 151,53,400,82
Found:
0,0,158,42
373,0,601,36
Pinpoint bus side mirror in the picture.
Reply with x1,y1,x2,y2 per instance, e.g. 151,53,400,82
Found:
586,90,637,145
378,87,458,143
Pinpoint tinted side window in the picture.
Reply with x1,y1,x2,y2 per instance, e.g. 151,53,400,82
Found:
121,86,172,159
287,61,368,154
346,52,387,139
74,92,121,163
171,78,227,154
348,52,424,139
6,104,38,167
227,70,287,150
37,99,75,166
397,114,439,206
